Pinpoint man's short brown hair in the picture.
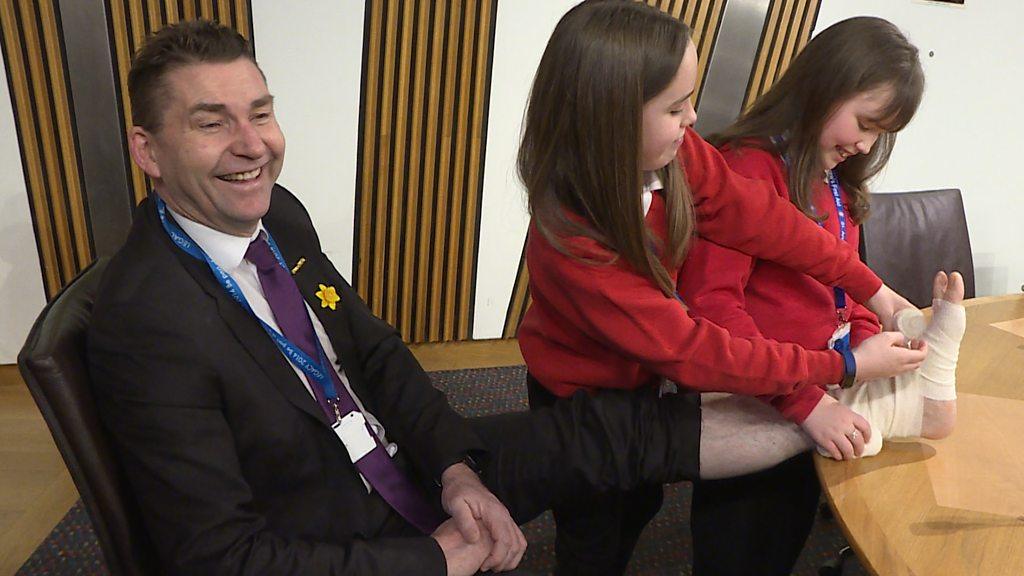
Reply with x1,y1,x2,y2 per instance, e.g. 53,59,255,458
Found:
128,20,257,131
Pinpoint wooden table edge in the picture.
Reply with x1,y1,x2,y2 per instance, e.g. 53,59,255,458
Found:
813,293,1024,576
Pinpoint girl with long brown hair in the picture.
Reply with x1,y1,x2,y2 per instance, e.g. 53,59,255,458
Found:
678,16,963,575
516,2,927,574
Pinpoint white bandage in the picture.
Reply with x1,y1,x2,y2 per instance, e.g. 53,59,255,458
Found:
823,299,965,458
826,376,920,458
919,299,966,401
895,307,927,341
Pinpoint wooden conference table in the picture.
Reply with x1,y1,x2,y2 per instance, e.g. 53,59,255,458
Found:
816,294,1024,576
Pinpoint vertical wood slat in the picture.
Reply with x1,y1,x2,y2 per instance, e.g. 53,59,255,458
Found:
460,0,491,339
414,0,444,343
0,0,92,299
107,0,147,205
650,0,728,110
199,0,214,20
232,0,248,39
146,0,162,34
370,0,395,331
395,0,418,342
104,0,252,206
182,0,198,20
399,0,429,345
744,0,822,108
356,0,496,344
41,1,91,272
502,241,530,339
428,0,456,341
759,0,796,96
1,0,255,298
501,0,730,340
25,0,72,281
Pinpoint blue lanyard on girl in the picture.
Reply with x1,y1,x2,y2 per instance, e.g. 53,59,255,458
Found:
154,196,342,411
770,136,849,326
825,169,849,326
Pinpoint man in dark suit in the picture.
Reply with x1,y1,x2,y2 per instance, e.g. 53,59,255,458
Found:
87,20,702,576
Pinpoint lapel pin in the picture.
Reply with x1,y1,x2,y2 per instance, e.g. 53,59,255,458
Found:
315,284,340,310
291,257,306,275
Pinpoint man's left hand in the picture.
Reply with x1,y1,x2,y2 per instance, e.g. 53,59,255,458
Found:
440,462,527,572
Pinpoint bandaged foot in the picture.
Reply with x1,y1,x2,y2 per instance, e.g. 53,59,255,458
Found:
827,272,966,458
918,271,965,438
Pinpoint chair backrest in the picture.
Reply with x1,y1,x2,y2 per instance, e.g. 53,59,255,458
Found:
17,259,159,576
859,189,976,309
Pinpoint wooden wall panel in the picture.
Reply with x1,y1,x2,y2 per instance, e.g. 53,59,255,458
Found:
502,0,728,340
501,241,529,339
744,0,821,108
105,0,252,206
1,0,252,299
0,0,91,298
649,0,728,109
356,0,497,344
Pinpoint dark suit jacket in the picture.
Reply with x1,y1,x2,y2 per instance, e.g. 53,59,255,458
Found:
87,185,484,575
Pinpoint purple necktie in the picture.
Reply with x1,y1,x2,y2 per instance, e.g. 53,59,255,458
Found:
245,236,444,533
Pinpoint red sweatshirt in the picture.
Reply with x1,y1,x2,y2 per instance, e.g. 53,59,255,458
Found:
677,144,881,423
519,129,882,399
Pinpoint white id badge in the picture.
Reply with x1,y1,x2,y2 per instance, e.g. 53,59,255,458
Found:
332,411,376,463
826,322,851,350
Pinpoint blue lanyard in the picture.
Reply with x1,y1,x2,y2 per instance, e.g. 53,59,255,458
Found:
824,169,848,318
770,136,848,321
154,196,340,402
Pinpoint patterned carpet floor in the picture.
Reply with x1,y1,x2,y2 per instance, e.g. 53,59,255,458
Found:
18,365,866,575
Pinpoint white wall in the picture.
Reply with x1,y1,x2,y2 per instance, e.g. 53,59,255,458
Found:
0,54,47,363
251,0,364,279
472,0,578,339
817,0,1024,296
252,0,577,338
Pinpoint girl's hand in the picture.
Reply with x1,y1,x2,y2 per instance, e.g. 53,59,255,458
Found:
801,394,872,460
852,331,928,381
865,283,917,332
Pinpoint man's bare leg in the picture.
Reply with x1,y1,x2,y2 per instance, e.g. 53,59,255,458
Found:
698,393,812,479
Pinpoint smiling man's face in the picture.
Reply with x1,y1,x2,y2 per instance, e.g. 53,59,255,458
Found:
132,58,285,236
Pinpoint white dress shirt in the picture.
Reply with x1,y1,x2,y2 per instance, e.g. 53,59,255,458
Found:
642,173,662,217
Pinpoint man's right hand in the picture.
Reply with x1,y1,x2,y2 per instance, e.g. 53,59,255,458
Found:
432,517,494,576
852,331,928,382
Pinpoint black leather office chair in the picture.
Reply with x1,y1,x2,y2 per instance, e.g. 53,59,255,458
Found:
17,259,159,576
859,189,975,308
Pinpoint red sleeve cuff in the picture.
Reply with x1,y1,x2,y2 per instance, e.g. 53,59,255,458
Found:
773,384,826,424
812,349,845,389
846,271,883,305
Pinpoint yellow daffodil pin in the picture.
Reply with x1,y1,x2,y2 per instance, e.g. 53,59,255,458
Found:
315,284,340,310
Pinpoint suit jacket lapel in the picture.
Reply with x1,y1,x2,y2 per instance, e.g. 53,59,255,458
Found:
211,277,332,427
144,200,330,427
274,241,374,407
290,256,360,373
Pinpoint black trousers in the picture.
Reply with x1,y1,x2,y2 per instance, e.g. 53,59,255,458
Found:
511,377,672,575
690,450,821,576
382,384,701,574
471,383,699,528
383,385,700,538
